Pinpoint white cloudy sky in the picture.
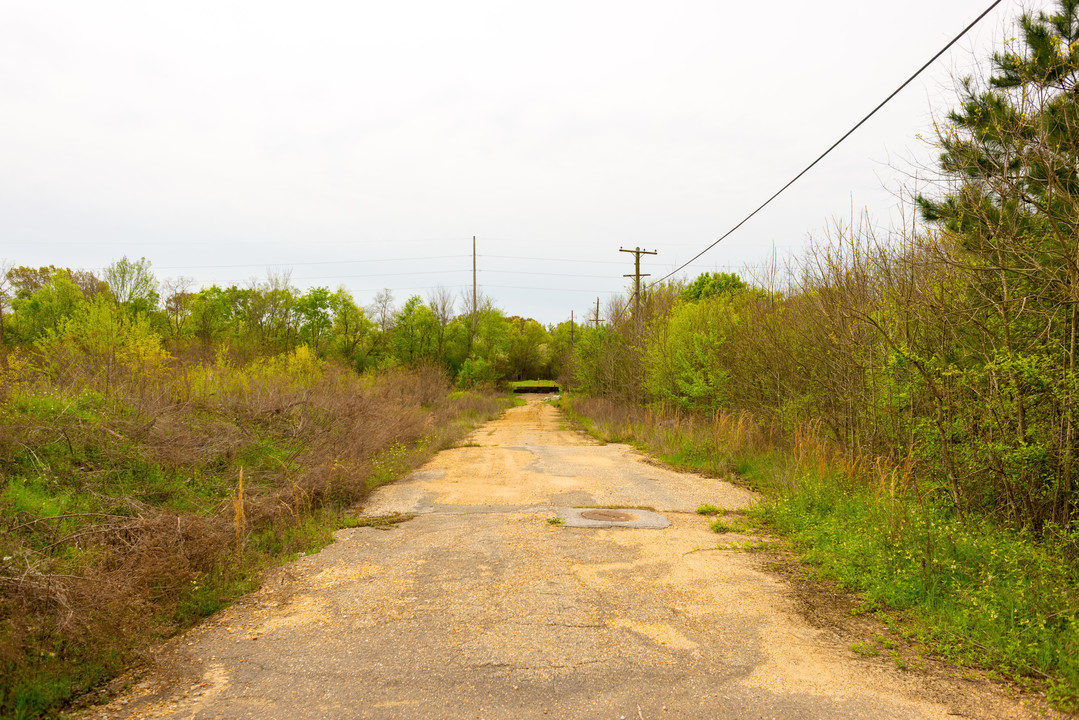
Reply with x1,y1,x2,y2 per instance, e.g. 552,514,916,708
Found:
0,0,1046,324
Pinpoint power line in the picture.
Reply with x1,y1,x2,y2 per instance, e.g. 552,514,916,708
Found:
238,268,620,282
338,284,616,295
156,252,621,272
651,0,1006,286
481,269,614,279
482,254,623,266
156,254,470,271
483,284,614,294
292,268,472,279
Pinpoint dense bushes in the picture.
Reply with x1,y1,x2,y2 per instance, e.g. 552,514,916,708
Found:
568,1,1079,530
563,2,1079,706
0,296,508,718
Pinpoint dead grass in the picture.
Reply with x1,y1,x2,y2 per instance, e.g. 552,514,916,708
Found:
566,396,777,481
0,355,508,718
565,396,909,496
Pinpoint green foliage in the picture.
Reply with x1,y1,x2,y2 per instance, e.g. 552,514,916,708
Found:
850,641,881,657
392,295,439,365
102,256,159,310
643,294,739,411
456,356,498,388
9,271,87,342
709,517,734,533
368,441,412,489
328,287,373,368
568,395,1079,708
755,476,1079,702
681,271,746,301
294,287,332,351
572,2,1079,529
43,295,170,369
501,317,553,381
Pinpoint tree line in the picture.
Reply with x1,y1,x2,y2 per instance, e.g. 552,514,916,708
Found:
0,258,572,386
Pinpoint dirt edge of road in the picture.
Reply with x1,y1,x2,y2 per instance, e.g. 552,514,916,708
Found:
717,530,1064,719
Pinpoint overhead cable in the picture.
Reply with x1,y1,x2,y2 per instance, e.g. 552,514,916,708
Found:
651,0,1006,286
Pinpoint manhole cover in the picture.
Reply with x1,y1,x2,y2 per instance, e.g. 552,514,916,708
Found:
557,507,670,529
579,509,637,522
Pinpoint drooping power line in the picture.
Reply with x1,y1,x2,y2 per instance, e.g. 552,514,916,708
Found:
651,0,1007,286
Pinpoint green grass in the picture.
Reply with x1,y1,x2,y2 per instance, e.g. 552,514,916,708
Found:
850,641,880,657
564,396,1079,711
709,517,735,533
753,475,1079,707
509,380,561,389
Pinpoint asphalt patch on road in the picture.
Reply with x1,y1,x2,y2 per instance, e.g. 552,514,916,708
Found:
557,507,670,529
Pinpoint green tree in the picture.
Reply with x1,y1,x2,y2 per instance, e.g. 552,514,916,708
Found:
681,271,746,301
392,295,438,365
295,287,333,351
103,256,159,311
643,295,739,411
9,271,88,341
329,287,373,367
919,0,1079,524
187,286,234,347
0,259,12,345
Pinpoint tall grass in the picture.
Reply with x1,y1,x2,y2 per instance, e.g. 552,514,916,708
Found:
565,395,1079,710
0,346,507,719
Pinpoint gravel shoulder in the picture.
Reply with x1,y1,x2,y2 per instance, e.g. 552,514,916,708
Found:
81,397,1055,720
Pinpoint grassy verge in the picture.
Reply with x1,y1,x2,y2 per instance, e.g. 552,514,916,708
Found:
0,356,509,720
563,394,1079,711
509,380,561,389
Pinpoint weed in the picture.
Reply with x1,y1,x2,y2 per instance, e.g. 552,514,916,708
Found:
696,504,722,515
709,518,734,533
850,642,880,657
546,517,565,526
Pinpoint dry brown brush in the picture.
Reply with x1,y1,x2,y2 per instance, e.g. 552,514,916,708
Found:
0,345,506,717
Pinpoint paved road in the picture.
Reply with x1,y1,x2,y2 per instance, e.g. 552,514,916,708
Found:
87,398,1044,719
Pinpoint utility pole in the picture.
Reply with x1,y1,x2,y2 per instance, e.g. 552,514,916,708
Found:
471,236,477,354
620,246,657,332
592,297,604,329
566,310,575,396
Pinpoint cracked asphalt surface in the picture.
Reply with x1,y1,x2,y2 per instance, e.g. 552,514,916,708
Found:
85,397,1048,719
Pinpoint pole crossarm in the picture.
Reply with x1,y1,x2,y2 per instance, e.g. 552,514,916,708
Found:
619,247,657,333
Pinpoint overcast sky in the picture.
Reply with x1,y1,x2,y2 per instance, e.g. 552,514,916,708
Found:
0,0,1049,324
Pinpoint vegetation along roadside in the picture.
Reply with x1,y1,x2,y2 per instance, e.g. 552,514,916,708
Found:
0,321,509,719
558,3,1079,709
4,1,1079,717
563,396,1078,710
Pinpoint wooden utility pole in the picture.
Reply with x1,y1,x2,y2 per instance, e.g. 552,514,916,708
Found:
592,297,604,329
620,246,657,331
567,310,575,396
471,236,477,349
